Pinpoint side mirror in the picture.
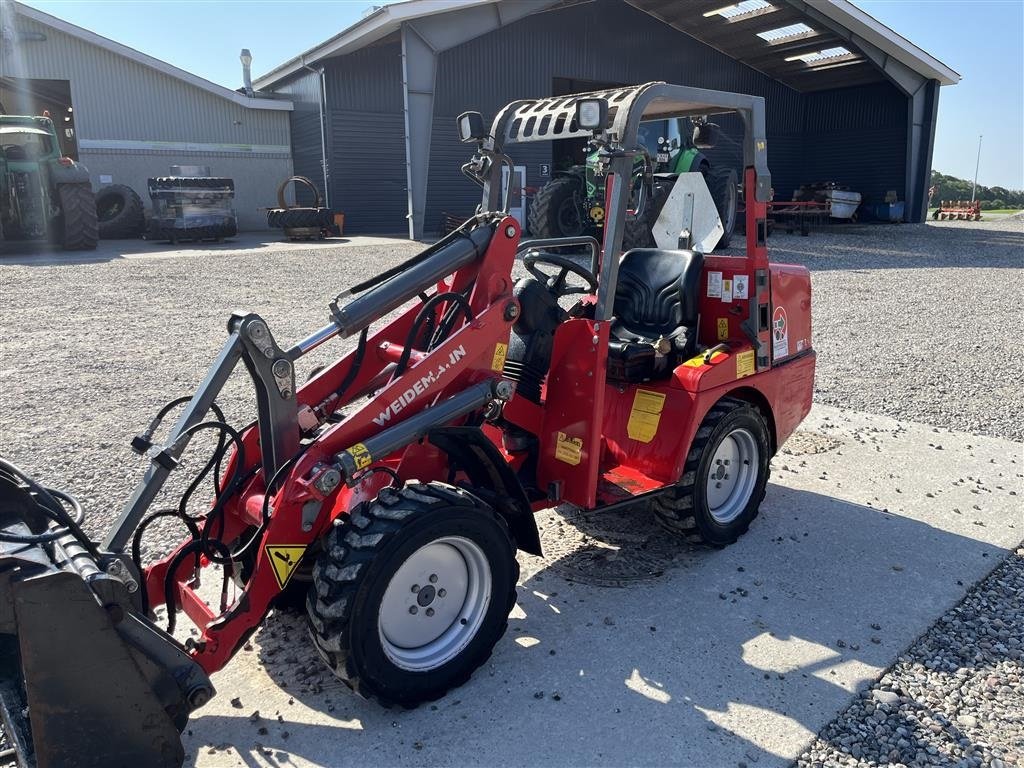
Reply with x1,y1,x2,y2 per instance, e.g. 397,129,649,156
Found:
457,111,487,143
575,98,609,132
692,121,720,150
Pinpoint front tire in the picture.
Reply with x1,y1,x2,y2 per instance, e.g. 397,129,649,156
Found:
709,167,738,250
528,175,588,238
306,482,519,706
57,183,99,250
652,397,770,546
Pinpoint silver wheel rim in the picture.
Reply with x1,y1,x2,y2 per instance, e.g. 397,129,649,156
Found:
378,536,492,672
705,428,759,524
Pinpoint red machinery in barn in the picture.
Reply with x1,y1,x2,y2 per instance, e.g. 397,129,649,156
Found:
0,82,814,767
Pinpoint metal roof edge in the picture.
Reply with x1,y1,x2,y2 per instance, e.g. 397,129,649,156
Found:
9,1,293,110
815,0,961,85
253,0,498,90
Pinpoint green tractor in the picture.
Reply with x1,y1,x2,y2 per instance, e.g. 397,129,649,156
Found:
528,116,738,250
0,114,98,250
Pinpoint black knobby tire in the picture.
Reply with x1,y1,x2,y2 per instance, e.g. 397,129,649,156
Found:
306,482,519,706
626,178,674,250
57,183,99,250
709,168,739,250
528,175,588,238
95,184,144,239
652,397,770,546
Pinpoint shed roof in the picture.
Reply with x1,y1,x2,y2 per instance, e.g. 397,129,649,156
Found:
254,0,959,93
4,1,292,111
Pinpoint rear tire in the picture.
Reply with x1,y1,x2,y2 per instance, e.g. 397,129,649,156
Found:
709,168,738,250
528,175,588,238
95,184,144,239
652,397,770,546
306,482,519,706
57,183,99,250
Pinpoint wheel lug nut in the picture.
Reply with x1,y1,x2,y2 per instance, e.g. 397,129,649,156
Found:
429,574,438,583
409,606,418,615
715,482,722,489
426,608,435,617
724,460,730,466
724,474,730,480
411,584,420,593
438,589,446,598
715,459,722,465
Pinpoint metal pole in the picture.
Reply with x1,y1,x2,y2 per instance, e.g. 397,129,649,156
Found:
971,134,983,203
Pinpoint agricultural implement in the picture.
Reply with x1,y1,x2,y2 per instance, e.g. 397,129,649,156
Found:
0,82,814,767
932,200,981,220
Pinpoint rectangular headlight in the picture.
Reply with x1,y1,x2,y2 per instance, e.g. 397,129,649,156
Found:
575,98,609,131
457,111,486,143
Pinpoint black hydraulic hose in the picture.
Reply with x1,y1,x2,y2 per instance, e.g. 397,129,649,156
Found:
131,509,200,616
163,538,232,634
429,283,475,350
393,292,475,381
0,458,99,557
334,327,369,401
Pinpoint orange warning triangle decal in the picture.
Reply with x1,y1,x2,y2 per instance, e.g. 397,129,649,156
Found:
265,545,306,589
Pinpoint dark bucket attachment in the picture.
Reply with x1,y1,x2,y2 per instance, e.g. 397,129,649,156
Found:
0,471,213,768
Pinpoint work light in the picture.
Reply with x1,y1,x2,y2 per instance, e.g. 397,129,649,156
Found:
457,111,486,143
575,98,609,131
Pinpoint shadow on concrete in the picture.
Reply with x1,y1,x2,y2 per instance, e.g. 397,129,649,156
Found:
186,483,1008,767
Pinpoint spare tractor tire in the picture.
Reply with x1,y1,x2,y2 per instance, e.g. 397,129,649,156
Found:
95,184,144,239
267,207,332,229
709,168,738,250
528,175,589,238
57,183,99,250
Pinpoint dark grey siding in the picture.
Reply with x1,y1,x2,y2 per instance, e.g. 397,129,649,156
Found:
275,70,324,206
323,41,408,234
801,82,908,204
426,0,809,233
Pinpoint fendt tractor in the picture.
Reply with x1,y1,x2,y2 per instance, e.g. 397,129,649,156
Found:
0,82,814,767
0,114,97,251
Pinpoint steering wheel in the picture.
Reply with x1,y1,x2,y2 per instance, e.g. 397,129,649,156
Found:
523,252,598,298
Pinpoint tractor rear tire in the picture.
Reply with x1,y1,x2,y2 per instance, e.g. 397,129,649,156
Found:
57,183,99,250
528,175,588,238
652,397,770,546
306,482,519,707
95,184,144,239
709,167,738,250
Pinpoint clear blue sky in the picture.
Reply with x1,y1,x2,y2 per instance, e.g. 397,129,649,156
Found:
19,0,1024,189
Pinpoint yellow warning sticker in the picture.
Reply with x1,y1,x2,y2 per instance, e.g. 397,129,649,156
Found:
491,342,508,372
627,388,666,443
346,443,373,470
554,432,583,466
736,350,756,378
265,545,306,589
717,318,729,341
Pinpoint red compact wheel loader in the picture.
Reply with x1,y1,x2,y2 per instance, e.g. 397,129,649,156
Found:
0,82,814,767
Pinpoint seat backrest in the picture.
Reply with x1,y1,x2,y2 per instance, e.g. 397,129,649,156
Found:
613,248,704,337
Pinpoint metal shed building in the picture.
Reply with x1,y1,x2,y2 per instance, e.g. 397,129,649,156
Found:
256,0,958,238
1,1,293,230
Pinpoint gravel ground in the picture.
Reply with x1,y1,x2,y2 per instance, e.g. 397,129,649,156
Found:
0,218,1021,765
796,547,1024,768
762,217,1024,442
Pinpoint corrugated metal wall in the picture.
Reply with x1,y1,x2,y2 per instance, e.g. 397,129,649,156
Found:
800,81,908,204
275,70,325,207
285,0,912,235
4,11,292,229
321,42,409,234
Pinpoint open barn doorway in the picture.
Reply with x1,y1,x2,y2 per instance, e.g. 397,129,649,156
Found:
0,78,78,159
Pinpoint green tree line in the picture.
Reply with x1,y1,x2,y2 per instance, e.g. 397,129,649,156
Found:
930,170,1024,210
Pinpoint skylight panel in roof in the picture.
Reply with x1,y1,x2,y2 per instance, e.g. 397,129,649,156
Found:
702,1,773,20
785,46,851,64
757,23,813,42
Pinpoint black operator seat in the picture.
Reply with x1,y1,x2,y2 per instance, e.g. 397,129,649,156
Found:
607,248,705,382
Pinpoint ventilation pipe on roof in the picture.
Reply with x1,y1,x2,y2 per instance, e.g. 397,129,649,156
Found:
240,48,254,97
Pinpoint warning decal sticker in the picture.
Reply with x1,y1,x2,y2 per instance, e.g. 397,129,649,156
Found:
491,342,508,372
717,318,729,341
554,432,583,466
772,306,789,360
346,443,373,470
683,348,728,368
733,275,749,300
707,271,723,298
736,350,755,378
627,389,666,443
266,545,307,590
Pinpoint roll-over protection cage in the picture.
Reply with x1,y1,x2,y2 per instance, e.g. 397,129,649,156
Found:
478,81,772,327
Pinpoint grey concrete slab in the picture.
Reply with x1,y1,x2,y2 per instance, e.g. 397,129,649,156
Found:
182,404,1022,768
0,231,409,266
